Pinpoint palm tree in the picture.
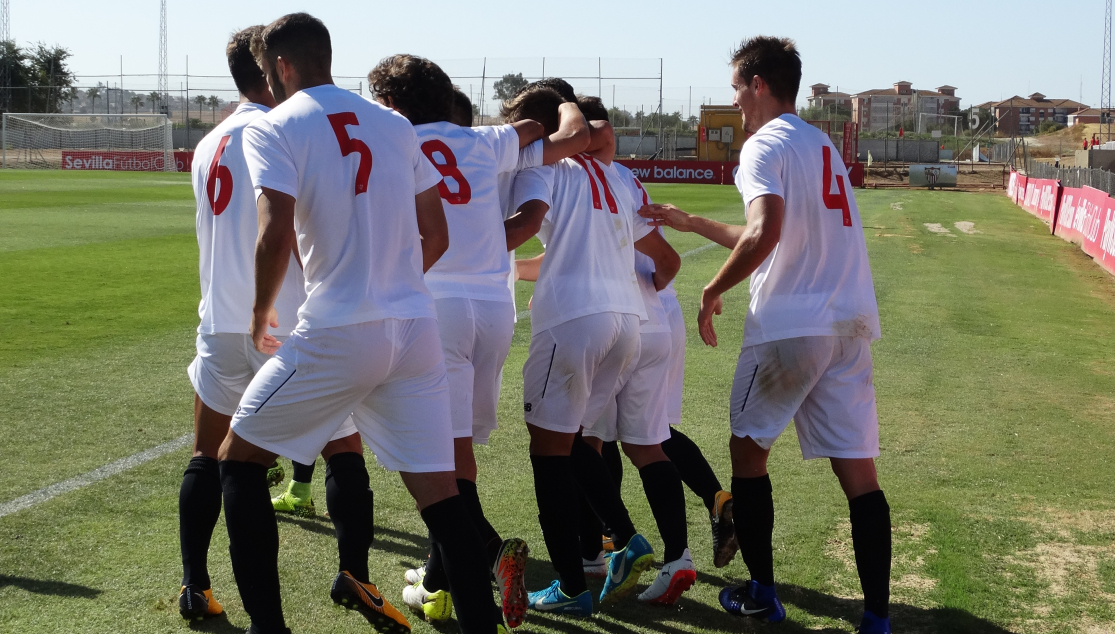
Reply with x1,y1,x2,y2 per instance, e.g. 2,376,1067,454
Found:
148,91,161,114
193,94,207,121
130,95,144,114
86,86,101,114
207,95,220,122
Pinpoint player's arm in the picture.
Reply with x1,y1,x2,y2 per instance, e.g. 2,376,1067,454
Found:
505,199,549,251
515,253,544,282
639,203,745,248
251,188,296,354
584,120,616,165
510,119,544,148
697,194,784,347
541,102,590,164
634,230,681,291
415,185,449,272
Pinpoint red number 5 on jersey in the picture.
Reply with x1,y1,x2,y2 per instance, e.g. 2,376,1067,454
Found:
821,145,852,227
327,112,373,195
206,135,233,215
420,140,472,205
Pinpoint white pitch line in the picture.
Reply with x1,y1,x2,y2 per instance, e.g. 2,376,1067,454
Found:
0,433,194,519
515,240,719,323
0,243,727,518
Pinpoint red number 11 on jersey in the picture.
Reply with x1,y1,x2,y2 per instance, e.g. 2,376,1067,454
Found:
822,145,852,227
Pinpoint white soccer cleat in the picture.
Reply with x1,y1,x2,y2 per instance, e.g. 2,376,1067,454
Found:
583,552,607,578
403,564,426,586
637,548,696,605
401,581,453,621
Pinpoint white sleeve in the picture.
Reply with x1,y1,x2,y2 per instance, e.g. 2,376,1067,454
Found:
737,134,785,210
517,139,544,172
493,124,525,174
412,132,443,194
632,210,655,241
632,177,652,206
511,165,554,212
243,120,298,198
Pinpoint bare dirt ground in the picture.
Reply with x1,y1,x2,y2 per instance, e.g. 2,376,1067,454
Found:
864,162,1008,188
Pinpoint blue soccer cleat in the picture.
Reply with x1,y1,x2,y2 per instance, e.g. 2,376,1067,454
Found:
526,580,592,617
599,533,655,604
719,580,786,622
858,610,891,633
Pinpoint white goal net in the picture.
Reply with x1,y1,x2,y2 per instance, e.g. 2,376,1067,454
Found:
1,113,174,171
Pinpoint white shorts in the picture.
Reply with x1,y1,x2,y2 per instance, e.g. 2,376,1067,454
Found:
522,312,640,435
662,295,686,425
729,336,879,460
584,330,672,445
230,319,454,472
189,333,357,441
435,297,514,444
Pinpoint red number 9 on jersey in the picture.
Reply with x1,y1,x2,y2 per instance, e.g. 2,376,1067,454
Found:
420,140,472,205
327,112,373,195
206,135,233,215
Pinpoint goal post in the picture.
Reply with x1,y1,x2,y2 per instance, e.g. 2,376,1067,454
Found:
1,113,174,171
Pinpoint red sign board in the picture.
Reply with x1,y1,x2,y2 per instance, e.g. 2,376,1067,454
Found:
616,160,726,185
62,151,169,171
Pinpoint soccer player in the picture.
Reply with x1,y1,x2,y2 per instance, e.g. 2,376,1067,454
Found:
177,25,361,621
503,85,680,616
217,14,500,634
639,37,892,633
450,87,474,127
368,53,590,628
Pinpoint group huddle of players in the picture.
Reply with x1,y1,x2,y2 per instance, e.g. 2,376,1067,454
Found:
177,11,894,634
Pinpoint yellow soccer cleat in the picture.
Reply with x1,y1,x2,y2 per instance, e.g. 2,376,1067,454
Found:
330,571,411,634
178,585,224,620
401,581,454,622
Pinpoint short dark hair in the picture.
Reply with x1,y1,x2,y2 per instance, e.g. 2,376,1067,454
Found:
500,85,564,135
251,13,331,78
227,26,267,95
577,96,608,122
368,54,453,125
729,36,801,104
450,87,473,127
532,78,576,103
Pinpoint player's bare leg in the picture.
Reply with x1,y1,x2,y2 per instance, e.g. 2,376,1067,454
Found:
831,458,891,630
177,395,232,620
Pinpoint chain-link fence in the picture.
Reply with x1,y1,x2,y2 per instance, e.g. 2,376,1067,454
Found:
1025,159,1115,195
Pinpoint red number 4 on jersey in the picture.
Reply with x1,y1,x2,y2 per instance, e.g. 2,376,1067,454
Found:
821,146,852,227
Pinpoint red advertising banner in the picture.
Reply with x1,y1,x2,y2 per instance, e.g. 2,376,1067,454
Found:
174,151,194,173
1007,170,1018,200
616,160,725,185
1095,196,1115,277
62,151,170,171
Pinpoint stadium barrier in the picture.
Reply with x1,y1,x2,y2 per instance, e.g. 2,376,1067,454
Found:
1007,170,1115,277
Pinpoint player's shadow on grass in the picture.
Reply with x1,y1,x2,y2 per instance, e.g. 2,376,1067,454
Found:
274,515,430,561
0,574,101,599
185,612,242,633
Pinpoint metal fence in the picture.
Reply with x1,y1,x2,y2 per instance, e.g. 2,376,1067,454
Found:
1025,158,1115,196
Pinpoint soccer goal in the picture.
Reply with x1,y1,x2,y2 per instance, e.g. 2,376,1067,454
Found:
1,113,174,171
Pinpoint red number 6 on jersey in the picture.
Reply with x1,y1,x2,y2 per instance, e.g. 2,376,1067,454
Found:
821,145,852,227
206,135,233,215
420,140,472,205
327,112,373,195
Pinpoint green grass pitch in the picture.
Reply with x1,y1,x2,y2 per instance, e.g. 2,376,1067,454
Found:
1,170,1114,634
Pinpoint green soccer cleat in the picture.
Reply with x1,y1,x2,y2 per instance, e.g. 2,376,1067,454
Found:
271,481,315,518
266,461,285,488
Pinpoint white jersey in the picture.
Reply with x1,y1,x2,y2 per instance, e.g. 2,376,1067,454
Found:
192,102,305,335
613,162,669,334
242,85,442,330
416,122,522,302
735,113,880,345
498,139,544,319
511,153,652,334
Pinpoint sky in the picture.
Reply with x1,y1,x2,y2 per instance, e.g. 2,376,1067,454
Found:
8,0,1108,115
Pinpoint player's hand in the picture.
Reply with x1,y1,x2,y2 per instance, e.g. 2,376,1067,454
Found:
250,307,282,355
698,288,723,347
639,203,692,232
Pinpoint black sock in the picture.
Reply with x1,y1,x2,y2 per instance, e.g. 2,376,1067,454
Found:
602,441,624,489
570,436,636,550
179,456,222,589
292,460,315,484
456,478,503,565
219,460,285,632
662,428,723,511
422,496,499,633
732,475,775,586
423,531,449,592
850,489,891,619
639,460,688,562
530,455,587,597
577,491,605,560
324,452,373,583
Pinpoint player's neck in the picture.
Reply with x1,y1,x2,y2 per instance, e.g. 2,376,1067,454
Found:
290,74,335,93
751,101,796,131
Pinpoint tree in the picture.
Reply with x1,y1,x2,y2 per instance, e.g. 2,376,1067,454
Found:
193,94,207,118
0,41,29,113
148,91,161,113
492,73,528,102
26,43,77,113
207,95,220,122
130,95,144,114
85,86,101,114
